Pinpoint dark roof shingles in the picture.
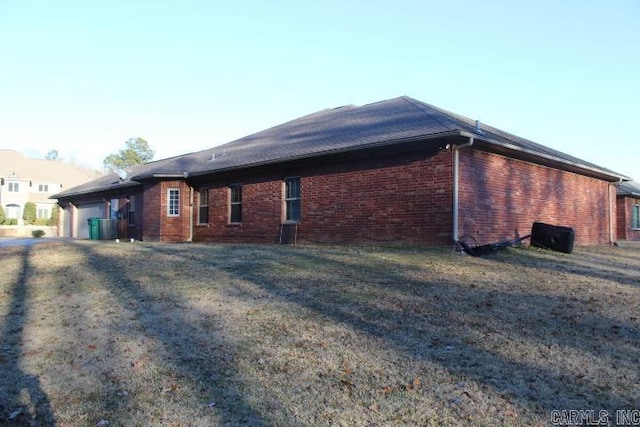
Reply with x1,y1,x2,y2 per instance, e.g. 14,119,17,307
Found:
618,181,640,197
133,97,464,178
134,96,626,180
56,96,629,198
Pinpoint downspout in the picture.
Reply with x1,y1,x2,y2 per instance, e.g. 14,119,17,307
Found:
608,182,613,245
183,171,193,243
453,137,474,243
608,179,623,245
188,184,194,242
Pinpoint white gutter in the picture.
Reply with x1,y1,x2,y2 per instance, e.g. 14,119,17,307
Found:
608,179,625,245
608,182,614,245
452,137,474,243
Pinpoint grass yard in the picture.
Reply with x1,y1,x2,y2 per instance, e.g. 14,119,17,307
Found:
0,240,638,426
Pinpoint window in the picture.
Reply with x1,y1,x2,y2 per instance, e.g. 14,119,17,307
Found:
128,196,135,226
110,199,119,219
633,205,640,229
38,184,49,192
284,177,301,222
6,204,20,219
8,182,19,192
198,189,209,224
37,208,48,219
167,188,180,217
229,184,242,223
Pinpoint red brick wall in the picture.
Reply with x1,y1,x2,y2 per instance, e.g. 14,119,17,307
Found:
194,176,283,243
142,181,161,241
616,197,626,240
193,150,454,245
142,179,191,242
458,149,615,246
616,196,640,241
147,147,615,246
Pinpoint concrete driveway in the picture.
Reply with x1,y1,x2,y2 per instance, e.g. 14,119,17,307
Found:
0,238,60,247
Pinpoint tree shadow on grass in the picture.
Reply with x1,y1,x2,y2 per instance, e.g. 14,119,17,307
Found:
204,245,638,416
496,246,640,289
80,242,639,424
82,245,278,426
0,246,56,425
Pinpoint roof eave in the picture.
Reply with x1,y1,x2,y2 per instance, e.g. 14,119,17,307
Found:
183,131,461,178
460,131,631,182
156,172,189,178
619,191,640,198
50,180,141,200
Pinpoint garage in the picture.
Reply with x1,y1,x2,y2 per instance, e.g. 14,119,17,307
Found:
74,202,104,239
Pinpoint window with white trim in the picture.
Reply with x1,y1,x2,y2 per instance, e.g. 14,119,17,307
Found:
37,208,48,219
284,177,301,223
167,188,180,217
229,184,242,223
8,182,19,192
198,189,209,224
38,184,49,192
633,204,640,229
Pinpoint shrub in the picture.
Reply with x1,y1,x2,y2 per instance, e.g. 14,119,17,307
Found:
32,229,46,238
23,202,36,225
0,205,5,223
47,205,59,226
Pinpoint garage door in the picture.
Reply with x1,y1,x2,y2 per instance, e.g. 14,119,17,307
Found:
60,205,72,237
75,203,104,239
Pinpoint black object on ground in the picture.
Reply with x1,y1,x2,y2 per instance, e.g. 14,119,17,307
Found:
530,222,575,254
457,221,576,257
457,234,532,257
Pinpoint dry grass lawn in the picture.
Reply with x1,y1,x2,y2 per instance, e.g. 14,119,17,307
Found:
0,240,638,426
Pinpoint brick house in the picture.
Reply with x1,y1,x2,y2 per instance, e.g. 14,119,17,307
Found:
616,181,640,241
53,96,630,246
51,157,178,239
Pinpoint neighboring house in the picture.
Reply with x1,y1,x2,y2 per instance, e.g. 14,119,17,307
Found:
0,149,101,226
53,96,630,246
616,180,640,241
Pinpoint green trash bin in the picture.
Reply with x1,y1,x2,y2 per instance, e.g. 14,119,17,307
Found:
88,217,101,240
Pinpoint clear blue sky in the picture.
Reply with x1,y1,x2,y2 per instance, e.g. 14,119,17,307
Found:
1,0,638,180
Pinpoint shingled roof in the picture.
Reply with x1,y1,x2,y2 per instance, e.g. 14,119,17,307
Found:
132,96,628,181
617,181,640,197
52,155,181,199
54,96,629,198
